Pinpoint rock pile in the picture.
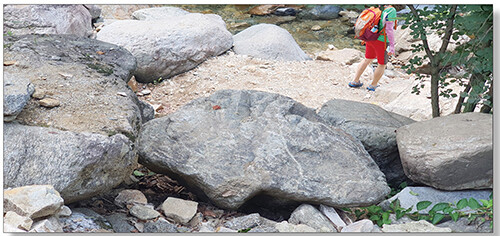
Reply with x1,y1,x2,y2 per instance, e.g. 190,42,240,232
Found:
2,4,492,233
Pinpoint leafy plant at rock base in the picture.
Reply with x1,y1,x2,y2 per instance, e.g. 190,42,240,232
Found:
346,193,493,228
401,5,493,117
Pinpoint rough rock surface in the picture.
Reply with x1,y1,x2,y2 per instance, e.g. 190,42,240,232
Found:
233,24,311,61
3,4,92,37
3,72,35,122
131,7,189,20
396,112,493,190
114,189,148,208
288,204,336,232
4,185,64,220
3,34,144,203
223,213,277,230
318,99,415,186
4,211,33,231
341,219,374,232
382,220,452,232
138,89,390,209
97,12,233,83
161,197,198,224
4,123,136,203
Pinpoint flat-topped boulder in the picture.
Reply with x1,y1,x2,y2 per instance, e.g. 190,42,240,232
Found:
397,112,492,190
97,11,233,83
233,24,311,61
3,4,92,37
138,89,389,210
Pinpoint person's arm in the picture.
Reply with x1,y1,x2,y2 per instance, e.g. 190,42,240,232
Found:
385,21,396,55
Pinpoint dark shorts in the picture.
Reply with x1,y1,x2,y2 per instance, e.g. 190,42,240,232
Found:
365,40,388,65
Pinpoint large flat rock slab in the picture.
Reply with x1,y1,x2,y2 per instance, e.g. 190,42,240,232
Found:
396,112,492,190
138,89,389,209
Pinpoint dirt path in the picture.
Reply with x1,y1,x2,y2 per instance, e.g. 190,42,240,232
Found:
133,51,414,118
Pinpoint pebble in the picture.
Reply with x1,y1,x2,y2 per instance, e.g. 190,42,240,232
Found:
39,98,61,108
117,92,127,97
141,89,151,95
161,197,198,224
311,25,322,31
129,205,161,220
114,189,148,208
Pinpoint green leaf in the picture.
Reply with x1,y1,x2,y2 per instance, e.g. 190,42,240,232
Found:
417,201,432,211
409,191,419,196
370,215,381,221
133,170,145,177
367,205,382,214
432,213,445,225
431,203,450,212
468,198,481,209
443,207,454,214
382,212,391,225
450,212,460,222
480,199,490,207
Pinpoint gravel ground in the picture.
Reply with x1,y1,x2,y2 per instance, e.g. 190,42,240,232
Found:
132,51,412,117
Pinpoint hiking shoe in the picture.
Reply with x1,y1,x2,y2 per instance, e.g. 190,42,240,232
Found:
367,84,380,91
348,81,363,88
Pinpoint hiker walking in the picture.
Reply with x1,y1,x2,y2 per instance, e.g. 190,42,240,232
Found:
349,5,397,91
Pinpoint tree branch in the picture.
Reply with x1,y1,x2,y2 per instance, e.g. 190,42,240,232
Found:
408,5,434,63
438,5,458,55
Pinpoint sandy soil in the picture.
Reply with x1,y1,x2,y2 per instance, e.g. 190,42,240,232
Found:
132,51,413,118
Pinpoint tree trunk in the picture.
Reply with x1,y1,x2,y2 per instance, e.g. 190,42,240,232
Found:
480,83,493,113
454,82,471,114
431,71,440,117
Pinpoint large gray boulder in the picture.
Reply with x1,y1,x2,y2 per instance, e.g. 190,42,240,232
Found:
138,89,390,210
233,24,311,61
3,72,35,122
131,7,189,21
4,123,136,203
3,4,92,37
396,112,492,190
3,34,143,203
96,12,233,83
318,99,416,186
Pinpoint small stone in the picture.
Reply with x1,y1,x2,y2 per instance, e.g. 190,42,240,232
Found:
30,216,64,232
127,77,139,92
56,205,72,217
198,222,215,232
4,185,64,220
105,213,136,233
311,25,322,31
152,103,163,112
275,221,316,232
328,44,336,50
161,197,198,224
382,220,452,232
39,98,61,108
114,189,148,208
141,89,151,95
319,205,346,231
58,72,73,78
216,226,238,232
117,92,127,97
143,218,178,233
4,60,17,66
341,219,374,232
129,205,161,220
4,211,33,231
32,89,45,99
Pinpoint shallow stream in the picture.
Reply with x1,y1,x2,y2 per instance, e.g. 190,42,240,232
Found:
167,4,366,54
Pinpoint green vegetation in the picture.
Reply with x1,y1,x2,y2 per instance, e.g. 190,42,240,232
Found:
86,63,114,76
402,5,493,117
345,193,493,228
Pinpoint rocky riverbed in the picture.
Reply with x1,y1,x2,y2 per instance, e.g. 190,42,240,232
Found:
3,4,492,233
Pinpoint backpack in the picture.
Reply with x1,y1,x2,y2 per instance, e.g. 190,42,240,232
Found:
354,7,383,42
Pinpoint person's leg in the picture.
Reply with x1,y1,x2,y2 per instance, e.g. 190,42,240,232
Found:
370,40,388,87
371,63,386,86
353,58,374,83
